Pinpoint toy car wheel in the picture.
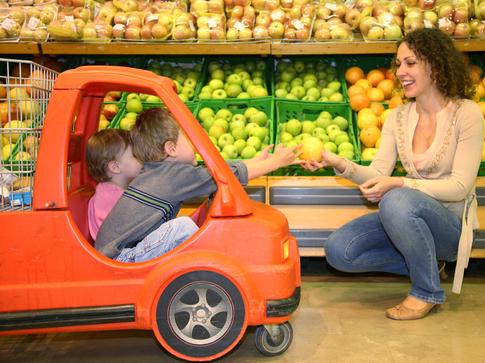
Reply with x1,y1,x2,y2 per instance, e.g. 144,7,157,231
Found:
254,322,293,357
155,270,246,360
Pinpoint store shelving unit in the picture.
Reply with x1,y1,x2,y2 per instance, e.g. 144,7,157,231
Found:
2,38,484,257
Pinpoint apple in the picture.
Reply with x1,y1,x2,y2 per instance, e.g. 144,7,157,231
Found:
234,139,247,154
286,119,302,136
222,144,238,159
209,125,225,139
120,117,136,130
241,145,257,159
384,24,403,39
361,147,377,160
268,21,284,38
246,136,262,151
249,111,268,126
198,107,215,121
232,126,249,140
300,136,324,161
218,133,235,148
103,104,119,120
126,99,143,113
454,22,471,37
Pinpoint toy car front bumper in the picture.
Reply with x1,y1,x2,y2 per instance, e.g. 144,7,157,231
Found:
266,287,301,317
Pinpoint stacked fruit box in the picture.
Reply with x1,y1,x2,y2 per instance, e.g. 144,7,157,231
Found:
273,100,358,176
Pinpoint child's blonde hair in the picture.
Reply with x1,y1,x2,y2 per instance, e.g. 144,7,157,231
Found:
86,129,132,182
131,108,180,162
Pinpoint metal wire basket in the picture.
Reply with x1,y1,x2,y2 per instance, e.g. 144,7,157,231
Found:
0,58,58,211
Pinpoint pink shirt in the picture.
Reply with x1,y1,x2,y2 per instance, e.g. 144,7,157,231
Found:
88,182,124,240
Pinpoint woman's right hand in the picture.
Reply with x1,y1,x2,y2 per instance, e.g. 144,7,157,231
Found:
301,150,345,172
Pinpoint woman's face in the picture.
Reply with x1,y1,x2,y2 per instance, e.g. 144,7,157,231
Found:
395,42,434,99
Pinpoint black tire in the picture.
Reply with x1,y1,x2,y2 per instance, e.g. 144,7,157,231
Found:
254,322,293,357
155,270,246,359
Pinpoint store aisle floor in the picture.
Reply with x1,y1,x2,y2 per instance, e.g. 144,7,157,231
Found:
2,272,485,362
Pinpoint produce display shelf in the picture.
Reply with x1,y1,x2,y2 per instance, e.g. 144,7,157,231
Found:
0,43,40,55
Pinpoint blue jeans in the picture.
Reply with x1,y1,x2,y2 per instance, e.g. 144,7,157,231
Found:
325,188,462,304
116,216,199,263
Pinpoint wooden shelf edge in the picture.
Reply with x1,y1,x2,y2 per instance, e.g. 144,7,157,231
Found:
299,247,485,258
0,42,40,55
39,41,272,55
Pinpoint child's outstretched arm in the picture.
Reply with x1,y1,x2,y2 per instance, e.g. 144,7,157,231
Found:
244,144,302,180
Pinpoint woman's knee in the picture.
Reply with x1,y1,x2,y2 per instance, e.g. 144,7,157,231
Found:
379,188,421,222
324,229,352,270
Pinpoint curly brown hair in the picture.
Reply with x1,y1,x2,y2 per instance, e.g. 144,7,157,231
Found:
394,28,475,100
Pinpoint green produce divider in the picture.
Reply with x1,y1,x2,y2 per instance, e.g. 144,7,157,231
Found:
272,55,348,103
273,100,358,176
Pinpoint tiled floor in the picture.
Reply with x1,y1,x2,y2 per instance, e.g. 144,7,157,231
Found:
2,262,485,363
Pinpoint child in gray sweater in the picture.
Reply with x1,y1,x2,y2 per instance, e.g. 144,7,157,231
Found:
95,108,300,261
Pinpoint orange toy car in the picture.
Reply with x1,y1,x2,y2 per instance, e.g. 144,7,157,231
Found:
0,63,301,361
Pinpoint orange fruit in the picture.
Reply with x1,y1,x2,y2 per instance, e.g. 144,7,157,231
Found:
367,87,385,102
345,66,365,84
350,93,370,111
0,84,6,99
357,111,379,129
469,65,482,84
355,78,372,90
367,69,385,87
375,137,381,148
482,77,485,88
377,79,395,99
369,102,385,116
385,68,394,80
0,102,15,126
389,95,404,109
347,84,365,98
360,126,381,148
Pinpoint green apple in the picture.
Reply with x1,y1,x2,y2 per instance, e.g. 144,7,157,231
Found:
338,141,354,153
301,120,316,134
286,93,298,100
329,93,344,102
361,147,377,161
252,77,264,86
294,60,305,73
303,79,317,90
220,151,229,160
234,139,246,154
290,86,306,99
198,107,215,121
184,78,197,88
218,133,235,148
245,122,259,134
178,94,189,102
212,89,227,99
319,133,330,143
120,117,136,130
276,81,290,91
327,80,341,91
223,144,238,159
248,85,268,98
319,111,332,120
242,79,253,91
145,95,161,103
200,85,213,94
241,145,257,159
215,109,232,121
208,79,224,90
244,107,259,119
328,129,343,142
126,99,143,113
209,135,218,145
211,69,225,80
246,136,262,151
275,88,288,98
181,87,194,99
286,119,302,136
199,92,212,99
226,73,242,85
226,84,242,98
231,126,248,140
280,68,296,83
303,73,317,83
139,94,149,101
230,120,246,132
208,61,219,73
323,141,337,153
306,87,321,99
302,95,317,101
238,71,251,81
290,78,303,88
280,131,293,144
208,125,225,139
320,88,334,98
339,149,354,160
126,93,140,102
213,118,229,131
125,112,138,120
332,116,348,131
249,111,268,127
294,133,311,143
326,124,341,134
250,126,268,142
334,133,350,145
202,117,215,131
237,92,250,98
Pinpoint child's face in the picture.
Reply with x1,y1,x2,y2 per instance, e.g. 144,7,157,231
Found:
116,145,143,181
173,132,196,165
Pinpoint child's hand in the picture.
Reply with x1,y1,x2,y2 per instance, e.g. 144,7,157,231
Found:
300,150,346,173
271,143,302,168
253,144,274,161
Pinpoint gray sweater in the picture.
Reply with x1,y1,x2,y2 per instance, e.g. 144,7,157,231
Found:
95,160,248,258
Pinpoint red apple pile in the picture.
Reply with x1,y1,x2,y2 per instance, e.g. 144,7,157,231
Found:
281,0,315,41
434,0,473,38
313,1,353,41
172,9,197,40
196,13,226,40
226,4,256,41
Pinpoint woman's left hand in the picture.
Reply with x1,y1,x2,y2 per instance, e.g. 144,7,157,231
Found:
359,176,404,203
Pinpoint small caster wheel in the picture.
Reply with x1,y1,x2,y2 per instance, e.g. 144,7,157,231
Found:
254,322,293,357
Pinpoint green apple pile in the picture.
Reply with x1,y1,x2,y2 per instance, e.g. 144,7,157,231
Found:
146,61,202,102
198,60,269,99
278,110,355,160
275,59,344,102
197,106,271,160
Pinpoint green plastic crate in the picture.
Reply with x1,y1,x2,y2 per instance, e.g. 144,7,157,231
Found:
273,100,359,176
193,97,275,161
273,56,348,103
196,56,273,100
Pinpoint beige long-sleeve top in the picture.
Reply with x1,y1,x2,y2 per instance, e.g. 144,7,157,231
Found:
336,99,484,293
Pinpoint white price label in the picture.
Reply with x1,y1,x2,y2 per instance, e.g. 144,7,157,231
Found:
94,3,101,18
438,17,448,28
189,21,196,32
325,3,338,11
293,19,304,30
64,15,74,22
113,23,125,31
27,17,41,30
424,19,433,28
147,14,159,23
381,13,394,25
1,18,15,31
234,21,245,31
207,18,218,28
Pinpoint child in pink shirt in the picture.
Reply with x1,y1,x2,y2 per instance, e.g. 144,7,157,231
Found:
86,129,143,240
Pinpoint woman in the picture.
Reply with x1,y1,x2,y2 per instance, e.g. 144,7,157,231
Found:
303,28,483,320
